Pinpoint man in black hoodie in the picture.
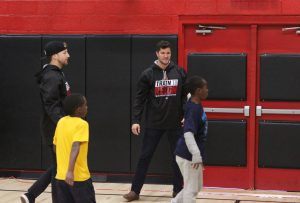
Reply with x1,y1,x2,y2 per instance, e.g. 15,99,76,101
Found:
21,41,70,203
124,40,186,202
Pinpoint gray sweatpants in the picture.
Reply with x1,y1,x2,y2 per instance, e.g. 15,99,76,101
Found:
171,156,203,203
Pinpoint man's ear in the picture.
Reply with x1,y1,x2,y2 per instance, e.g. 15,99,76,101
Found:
52,54,58,60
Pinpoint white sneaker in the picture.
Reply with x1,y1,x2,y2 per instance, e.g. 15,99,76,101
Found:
170,198,176,203
20,194,29,203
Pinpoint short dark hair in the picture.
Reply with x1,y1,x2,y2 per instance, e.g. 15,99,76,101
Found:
63,93,85,116
156,40,171,52
185,76,207,95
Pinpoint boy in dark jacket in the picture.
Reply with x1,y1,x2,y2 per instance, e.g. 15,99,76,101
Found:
124,40,186,201
21,41,70,203
172,76,208,203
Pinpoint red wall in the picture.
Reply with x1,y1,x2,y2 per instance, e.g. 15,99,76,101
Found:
1,0,300,34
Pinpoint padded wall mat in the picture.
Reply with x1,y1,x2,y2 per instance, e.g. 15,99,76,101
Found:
205,119,247,166
0,35,42,169
260,54,300,101
259,121,300,169
188,53,247,100
86,35,131,172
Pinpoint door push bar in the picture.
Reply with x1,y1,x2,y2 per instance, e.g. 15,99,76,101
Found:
256,106,300,116
204,106,300,117
204,106,250,117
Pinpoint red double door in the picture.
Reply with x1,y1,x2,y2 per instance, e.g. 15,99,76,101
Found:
179,16,300,191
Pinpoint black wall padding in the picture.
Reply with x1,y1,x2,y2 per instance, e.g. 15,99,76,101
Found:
205,120,247,166
41,36,86,169
260,54,300,101
0,35,42,169
131,35,178,174
187,53,247,100
86,35,131,172
259,121,300,169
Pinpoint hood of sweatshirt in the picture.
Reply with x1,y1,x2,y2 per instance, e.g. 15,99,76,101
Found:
35,64,61,84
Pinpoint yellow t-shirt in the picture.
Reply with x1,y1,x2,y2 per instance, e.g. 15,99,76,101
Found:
53,116,90,181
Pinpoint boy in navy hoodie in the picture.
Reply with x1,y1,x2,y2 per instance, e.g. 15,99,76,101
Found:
172,76,208,203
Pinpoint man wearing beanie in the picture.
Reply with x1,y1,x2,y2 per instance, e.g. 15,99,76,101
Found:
21,41,71,203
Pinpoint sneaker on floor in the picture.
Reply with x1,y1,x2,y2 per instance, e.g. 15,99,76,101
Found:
20,193,34,203
170,198,176,203
123,191,140,202
172,191,178,197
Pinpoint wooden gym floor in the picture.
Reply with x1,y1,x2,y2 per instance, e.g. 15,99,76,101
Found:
1,177,300,203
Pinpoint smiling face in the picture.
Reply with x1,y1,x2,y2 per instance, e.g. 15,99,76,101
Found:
156,47,171,67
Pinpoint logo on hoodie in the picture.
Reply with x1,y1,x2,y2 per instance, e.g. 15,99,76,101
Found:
155,79,178,97
65,81,71,96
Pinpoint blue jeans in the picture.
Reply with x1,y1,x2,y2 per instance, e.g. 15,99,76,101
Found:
131,128,183,194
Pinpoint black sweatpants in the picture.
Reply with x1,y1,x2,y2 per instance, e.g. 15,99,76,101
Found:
56,178,96,203
27,144,57,202
131,128,183,194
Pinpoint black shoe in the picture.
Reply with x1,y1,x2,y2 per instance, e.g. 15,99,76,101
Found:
172,191,178,198
20,193,35,203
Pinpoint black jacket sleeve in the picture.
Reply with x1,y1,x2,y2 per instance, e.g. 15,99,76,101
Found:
179,67,188,115
40,71,65,124
132,69,151,124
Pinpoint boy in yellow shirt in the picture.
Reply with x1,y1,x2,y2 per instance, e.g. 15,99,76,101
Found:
53,93,96,203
